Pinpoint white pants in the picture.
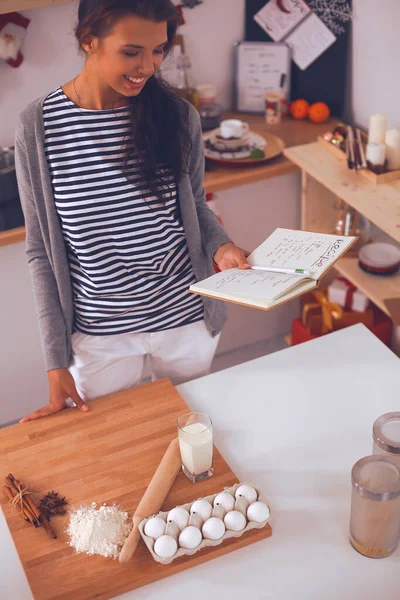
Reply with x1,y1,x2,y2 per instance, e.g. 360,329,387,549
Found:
69,320,220,402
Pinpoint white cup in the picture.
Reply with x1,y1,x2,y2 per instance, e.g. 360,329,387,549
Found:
220,119,249,140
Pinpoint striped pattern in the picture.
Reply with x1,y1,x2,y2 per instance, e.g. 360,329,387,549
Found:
42,87,203,335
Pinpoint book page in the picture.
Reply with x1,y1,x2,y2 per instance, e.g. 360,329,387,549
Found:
248,229,355,280
190,268,308,302
190,276,317,309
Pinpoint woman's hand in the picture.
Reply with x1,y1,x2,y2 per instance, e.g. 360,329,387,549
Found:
19,368,89,423
213,242,250,271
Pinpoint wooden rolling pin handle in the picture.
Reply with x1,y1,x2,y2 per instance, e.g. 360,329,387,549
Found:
118,515,143,564
119,437,182,564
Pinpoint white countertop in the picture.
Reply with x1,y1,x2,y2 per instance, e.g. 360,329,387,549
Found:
2,324,400,599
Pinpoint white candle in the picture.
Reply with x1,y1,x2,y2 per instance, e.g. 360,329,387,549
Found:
385,129,400,171
178,422,213,475
368,114,387,144
366,143,386,166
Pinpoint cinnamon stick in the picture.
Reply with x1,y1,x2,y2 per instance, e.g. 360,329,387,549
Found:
4,477,40,525
39,514,57,539
8,474,41,521
8,474,57,539
3,485,39,527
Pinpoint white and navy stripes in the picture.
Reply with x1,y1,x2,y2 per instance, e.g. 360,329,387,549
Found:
42,87,203,335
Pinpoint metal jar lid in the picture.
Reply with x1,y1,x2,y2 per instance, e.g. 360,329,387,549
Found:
373,412,400,455
352,455,400,501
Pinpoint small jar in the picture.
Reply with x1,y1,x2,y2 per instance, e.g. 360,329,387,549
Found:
196,84,222,131
198,103,223,131
350,455,400,558
373,412,400,466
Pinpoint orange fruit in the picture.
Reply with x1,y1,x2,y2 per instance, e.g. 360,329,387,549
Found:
308,102,330,123
290,99,309,120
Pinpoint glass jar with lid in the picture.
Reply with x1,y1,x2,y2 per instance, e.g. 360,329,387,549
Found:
373,412,400,466
350,455,400,558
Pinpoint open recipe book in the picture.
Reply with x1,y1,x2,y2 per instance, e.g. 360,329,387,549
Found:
190,228,357,310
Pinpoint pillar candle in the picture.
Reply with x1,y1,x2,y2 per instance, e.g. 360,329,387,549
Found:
368,114,387,144
366,143,386,166
385,129,400,171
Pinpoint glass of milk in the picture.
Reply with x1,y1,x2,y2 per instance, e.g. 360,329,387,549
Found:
177,412,213,483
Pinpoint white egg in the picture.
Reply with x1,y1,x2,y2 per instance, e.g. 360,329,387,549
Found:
213,492,235,512
247,501,270,523
235,484,258,504
202,517,226,540
190,499,212,522
224,510,247,532
179,525,203,550
167,506,189,531
144,517,166,540
154,534,178,558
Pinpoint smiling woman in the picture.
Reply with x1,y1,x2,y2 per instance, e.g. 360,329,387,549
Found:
14,0,249,422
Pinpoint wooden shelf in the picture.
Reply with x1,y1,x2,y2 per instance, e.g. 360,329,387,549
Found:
0,0,72,13
0,227,25,248
285,142,400,244
334,257,400,317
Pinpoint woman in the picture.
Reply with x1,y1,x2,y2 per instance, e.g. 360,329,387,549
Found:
15,0,249,422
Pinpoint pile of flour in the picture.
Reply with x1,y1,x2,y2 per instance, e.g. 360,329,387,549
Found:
67,502,132,559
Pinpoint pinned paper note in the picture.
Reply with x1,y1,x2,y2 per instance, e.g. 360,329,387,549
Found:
253,0,337,70
254,0,310,42
285,13,336,70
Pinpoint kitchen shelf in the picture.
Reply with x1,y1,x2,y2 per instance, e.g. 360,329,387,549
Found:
285,139,400,328
0,0,72,13
0,226,25,247
334,257,400,317
285,142,400,245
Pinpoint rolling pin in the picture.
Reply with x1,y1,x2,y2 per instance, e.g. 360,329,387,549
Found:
119,437,182,563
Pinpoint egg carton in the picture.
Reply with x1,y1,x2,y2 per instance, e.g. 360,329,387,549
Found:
138,482,271,565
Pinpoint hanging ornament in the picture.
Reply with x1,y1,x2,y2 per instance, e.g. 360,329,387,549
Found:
0,12,30,68
181,0,203,8
308,0,353,36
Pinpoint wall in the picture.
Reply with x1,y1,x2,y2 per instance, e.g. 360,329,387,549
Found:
0,0,300,424
349,0,400,130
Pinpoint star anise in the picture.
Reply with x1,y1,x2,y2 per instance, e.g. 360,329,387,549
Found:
39,491,68,520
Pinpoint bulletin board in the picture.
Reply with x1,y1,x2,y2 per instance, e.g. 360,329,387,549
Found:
245,0,352,117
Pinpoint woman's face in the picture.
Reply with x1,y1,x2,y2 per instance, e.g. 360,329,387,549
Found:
86,15,168,97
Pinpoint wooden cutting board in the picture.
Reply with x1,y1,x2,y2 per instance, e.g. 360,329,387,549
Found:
0,379,272,600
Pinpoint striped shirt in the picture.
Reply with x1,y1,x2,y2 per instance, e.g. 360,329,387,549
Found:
42,87,203,335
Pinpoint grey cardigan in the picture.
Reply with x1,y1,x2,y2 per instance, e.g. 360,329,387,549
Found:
15,96,230,372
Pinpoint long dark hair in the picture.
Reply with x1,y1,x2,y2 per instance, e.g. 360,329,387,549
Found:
75,0,191,199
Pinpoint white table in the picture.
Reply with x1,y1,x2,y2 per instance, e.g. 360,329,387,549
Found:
2,325,400,600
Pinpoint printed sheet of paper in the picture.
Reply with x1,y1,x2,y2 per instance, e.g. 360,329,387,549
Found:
248,229,355,280
254,0,310,42
284,12,336,70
